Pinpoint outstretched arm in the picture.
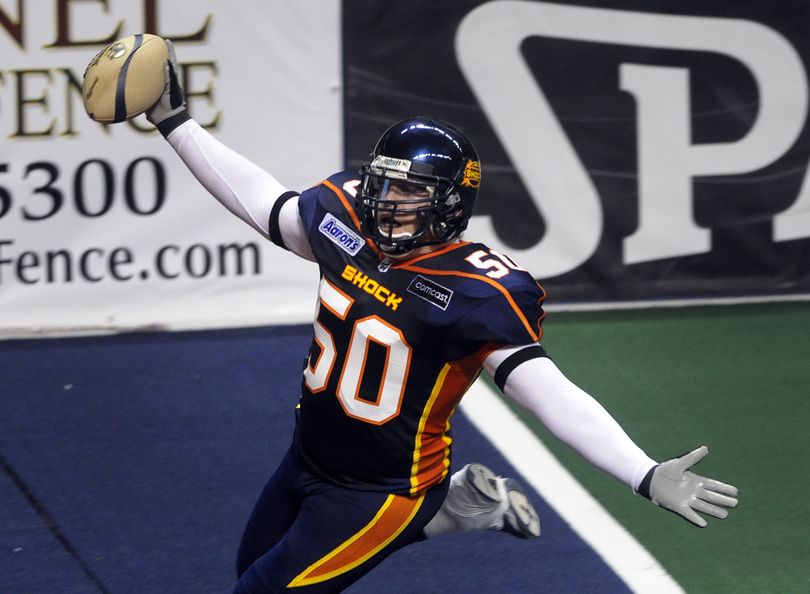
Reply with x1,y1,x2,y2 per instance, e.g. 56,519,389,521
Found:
145,40,314,261
484,345,739,527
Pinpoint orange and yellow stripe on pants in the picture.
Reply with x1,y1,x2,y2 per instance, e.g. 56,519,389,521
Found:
287,492,424,588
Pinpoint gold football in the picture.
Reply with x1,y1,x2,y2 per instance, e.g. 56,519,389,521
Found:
82,33,169,124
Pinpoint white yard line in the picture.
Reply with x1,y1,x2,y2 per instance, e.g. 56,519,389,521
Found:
459,380,684,594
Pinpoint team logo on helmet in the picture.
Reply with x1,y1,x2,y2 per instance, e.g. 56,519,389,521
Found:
460,160,481,188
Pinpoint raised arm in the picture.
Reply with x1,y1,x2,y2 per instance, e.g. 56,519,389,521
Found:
145,40,314,261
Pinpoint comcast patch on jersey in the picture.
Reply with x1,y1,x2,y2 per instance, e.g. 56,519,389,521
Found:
407,275,453,310
319,214,365,255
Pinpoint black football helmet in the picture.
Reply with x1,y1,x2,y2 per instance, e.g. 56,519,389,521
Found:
357,116,481,256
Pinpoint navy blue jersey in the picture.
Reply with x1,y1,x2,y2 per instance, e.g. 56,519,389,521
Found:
290,171,546,495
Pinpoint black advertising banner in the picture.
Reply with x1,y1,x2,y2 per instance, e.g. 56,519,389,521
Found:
343,0,810,303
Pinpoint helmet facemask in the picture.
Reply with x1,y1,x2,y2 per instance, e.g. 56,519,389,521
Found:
359,156,464,256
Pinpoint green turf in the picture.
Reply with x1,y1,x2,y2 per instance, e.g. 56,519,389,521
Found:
497,301,810,593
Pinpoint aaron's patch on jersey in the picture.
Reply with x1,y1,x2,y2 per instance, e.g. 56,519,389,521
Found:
319,214,365,255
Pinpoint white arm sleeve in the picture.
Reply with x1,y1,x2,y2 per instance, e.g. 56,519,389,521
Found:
165,119,314,261
484,346,656,491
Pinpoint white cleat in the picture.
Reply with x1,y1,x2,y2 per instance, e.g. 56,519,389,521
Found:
465,463,541,539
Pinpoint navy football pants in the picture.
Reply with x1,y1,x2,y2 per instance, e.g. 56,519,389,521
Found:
234,445,449,593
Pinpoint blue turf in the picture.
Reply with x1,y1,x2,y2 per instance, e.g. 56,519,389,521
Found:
0,326,629,593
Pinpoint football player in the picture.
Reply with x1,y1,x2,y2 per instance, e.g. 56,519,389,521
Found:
144,43,738,593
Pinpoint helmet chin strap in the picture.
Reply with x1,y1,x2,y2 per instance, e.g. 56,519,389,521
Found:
380,247,416,260
378,232,416,258
377,232,462,260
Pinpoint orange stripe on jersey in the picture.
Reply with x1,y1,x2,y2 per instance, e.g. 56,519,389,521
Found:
322,179,382,258
287,493,424,587
535,281,548,339
400,264,542,342
322,179,363,231
409,350,489,495
410,364,451,494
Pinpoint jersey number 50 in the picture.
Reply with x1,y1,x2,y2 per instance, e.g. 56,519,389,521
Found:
304,278,412,425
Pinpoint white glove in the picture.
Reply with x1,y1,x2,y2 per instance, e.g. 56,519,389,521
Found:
642,446,738,527
146,39,190,136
